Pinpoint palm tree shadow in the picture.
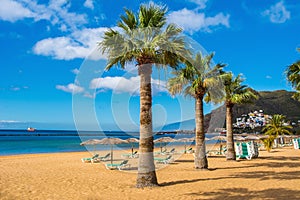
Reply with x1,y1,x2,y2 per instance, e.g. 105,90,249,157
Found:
160,176,228,187
160,178,202,187
175,159,194,163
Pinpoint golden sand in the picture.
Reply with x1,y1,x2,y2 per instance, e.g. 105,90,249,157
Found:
1,146,300,200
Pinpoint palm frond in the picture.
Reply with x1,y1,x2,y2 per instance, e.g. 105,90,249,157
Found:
98,3,187,72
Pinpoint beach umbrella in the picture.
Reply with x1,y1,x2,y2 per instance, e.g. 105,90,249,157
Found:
240,133,250,137
209,135,227,142
97,138,129,164
80,139,102,154
234,136,246,141
258,135,270,139
126,138,139,156
176,137,194,153
245,135,261,141
154,137,175,153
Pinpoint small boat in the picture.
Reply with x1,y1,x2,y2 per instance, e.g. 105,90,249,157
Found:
27,127,36,132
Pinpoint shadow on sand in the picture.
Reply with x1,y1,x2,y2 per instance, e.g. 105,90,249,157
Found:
184,188,300,200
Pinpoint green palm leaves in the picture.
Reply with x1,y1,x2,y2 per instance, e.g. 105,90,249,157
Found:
262,114,292,152
99,3,189,71
168,52,224,100
222,72,258,106
263,114,292,137
286,57,300,101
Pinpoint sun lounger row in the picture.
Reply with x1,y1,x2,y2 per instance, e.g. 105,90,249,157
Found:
293,138,300,149
155,148,176,155
206,146,227,156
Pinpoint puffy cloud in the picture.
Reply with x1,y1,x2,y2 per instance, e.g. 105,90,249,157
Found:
33,27,108,60
0,0,88,31
71,68,80,75
90,76,167,95
262,1,290,23
266,75,272,79
56,83,84,94
84,0,94,10
168,8,230,33
189,0,208,9
0,0,34,22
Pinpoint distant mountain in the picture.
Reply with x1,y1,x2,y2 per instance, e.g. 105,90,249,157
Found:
163,90,300,133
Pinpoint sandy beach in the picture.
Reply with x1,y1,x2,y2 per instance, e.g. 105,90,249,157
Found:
1,146,300,200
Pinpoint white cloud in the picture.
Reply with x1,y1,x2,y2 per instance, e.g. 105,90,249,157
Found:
71,68,80,75
56,83,84,94
189,0,208,9
262,1,290,23
84,0,94,10
11,87,20,91
83,92,96,98
0,0,34,22
33,27,108,60
90,76,167,95
9,85,28,91
0,0,88,31
0,120,21,123
168,8,230,33
266,75,272,79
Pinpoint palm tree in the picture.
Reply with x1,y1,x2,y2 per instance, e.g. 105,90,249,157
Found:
286,56,300,101
99,3,189,188
168,52,224,169
222,72,257,160
262,114,292,152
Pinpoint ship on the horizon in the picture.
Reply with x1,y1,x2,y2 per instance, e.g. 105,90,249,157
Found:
27,127,36,132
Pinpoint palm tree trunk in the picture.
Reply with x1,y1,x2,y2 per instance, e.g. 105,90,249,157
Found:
136,64,158,188
226,103,236,160
194,95,208,169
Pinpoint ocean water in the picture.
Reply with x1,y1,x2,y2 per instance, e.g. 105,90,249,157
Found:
0,130,218,156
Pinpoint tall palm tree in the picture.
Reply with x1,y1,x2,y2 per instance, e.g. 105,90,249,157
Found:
222,72,257,160
99,3,189,188
168,52,224,169
262,114,292,152
286,54,300,101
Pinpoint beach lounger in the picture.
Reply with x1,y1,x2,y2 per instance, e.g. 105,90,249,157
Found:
121,151,138,158
105,160,131,170
293,138,300,149
154,155,173,164
92,153,111,163
206,146,227,156
81,154,99,163
154,148,167,155
163,148,176,155
186,147,194,154
181,147,194,154
235,142,252,160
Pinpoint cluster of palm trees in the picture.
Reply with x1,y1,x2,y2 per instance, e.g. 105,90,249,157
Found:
99,3,293,188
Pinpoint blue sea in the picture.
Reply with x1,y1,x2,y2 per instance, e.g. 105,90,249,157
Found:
0,130,219,156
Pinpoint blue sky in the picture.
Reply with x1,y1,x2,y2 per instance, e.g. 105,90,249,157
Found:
0,0,299,130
